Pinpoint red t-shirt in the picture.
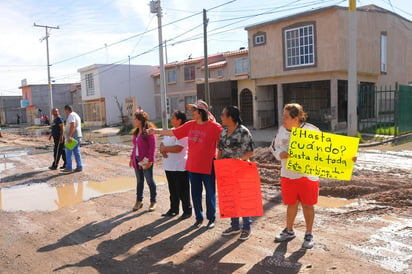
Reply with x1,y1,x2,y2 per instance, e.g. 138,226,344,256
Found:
173,120,222,174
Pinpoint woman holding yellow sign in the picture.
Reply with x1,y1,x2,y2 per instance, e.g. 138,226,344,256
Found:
271,103,319,249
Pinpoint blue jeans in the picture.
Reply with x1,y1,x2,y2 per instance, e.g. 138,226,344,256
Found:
188,170,216,222
135,165,157,203
65,137,83,171
231,217,252,231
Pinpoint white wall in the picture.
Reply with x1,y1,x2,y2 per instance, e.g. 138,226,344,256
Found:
79,64,157,125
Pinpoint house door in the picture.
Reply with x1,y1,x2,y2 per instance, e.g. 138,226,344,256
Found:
240,89,253,126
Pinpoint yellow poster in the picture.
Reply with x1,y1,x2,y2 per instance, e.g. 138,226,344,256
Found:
286,127,359,180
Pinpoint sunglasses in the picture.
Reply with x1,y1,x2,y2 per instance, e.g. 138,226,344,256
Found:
190,107,197,112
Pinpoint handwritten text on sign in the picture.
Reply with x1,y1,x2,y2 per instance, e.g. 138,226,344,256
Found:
286,127,359,180
215,159,263,218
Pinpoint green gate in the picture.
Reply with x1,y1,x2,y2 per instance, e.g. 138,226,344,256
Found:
396,84,412,135
358,83,412,136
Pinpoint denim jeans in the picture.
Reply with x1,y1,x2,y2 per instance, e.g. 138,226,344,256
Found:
65,137,83,171
188,170,216,222
135,165,157,203
231,217,252,231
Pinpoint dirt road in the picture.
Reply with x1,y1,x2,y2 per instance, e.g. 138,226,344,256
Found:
0,131,411,273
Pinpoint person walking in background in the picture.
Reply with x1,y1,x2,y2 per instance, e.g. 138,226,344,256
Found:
271,103,320,249
130,110,157,212
160,110,192,219
217,106,254,240
149,100,222,229
48,108,66,170
61,105,83,173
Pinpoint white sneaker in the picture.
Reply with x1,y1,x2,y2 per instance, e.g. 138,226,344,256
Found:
274,228,296,242
302,233,314,249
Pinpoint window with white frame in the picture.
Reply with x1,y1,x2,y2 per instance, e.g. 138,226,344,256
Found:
284,24,315,68
380,32,387,73
184,66,195,81
235,57,248,74
167,69,176,83
254,32,266,46
85,73,95,96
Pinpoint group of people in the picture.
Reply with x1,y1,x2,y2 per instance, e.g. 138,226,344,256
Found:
130,100,319,248
48,105,83,173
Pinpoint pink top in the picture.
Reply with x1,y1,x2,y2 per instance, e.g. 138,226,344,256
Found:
130,133,156,169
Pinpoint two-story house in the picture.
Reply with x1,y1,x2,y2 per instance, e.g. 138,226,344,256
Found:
245,5,412,130
152,49,256,126
78,64,157,126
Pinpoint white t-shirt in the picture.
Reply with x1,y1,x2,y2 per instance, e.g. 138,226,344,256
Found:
272,122,319,181
162,135,188,171
65,111,82,138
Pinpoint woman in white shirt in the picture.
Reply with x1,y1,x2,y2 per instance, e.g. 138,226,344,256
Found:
159,111,192,219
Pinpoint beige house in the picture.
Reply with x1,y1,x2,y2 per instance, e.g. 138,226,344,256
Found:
152,49,252,124
245,5,412,130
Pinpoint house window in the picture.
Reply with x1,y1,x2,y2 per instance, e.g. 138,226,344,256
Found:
217,68,224,77
85,73,95,96
235,57,248,74
381,32,387,73
184,66,195,81
253,32,266,46
284,23,315,68
167,70,176,83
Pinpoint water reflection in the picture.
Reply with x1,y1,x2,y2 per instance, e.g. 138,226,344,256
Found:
0,176,166,212
316,196,357,208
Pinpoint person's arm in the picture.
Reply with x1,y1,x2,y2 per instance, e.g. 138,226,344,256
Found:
147,128,174,136
67,122,75,142
59,123,65,144
216,150,222,160
161,144,183,153
239,150,254,161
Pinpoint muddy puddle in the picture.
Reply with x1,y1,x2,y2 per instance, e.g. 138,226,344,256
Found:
0,176,166,212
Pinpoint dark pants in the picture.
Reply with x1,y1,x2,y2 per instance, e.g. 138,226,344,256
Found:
165,170,192,215
52,137,66,168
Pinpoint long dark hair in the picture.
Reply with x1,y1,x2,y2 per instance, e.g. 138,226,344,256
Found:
225,105,243,125
133,111,156,139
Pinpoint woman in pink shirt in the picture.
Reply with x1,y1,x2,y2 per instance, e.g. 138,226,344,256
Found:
130,111,157,212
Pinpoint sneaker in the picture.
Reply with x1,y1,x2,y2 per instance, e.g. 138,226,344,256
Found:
132,201,143,211
48,166,57,170
207,220,215,229
59,165,66,169
193,220,203,228
148,202,157,212
239,230,252,241
274,228,296,242
60,168,73,173
222,227,241,236
74,168,83,172
302,233,314,249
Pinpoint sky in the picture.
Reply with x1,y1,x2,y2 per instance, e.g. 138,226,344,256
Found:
0,0,411,96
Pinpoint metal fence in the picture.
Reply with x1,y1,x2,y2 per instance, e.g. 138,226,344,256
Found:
358,83,412,136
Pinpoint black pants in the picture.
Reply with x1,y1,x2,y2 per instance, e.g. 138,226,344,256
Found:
165,170,192,215
52,137,66,168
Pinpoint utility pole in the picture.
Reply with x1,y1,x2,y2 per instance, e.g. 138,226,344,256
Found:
203,9,210,106
128,55,131,97
34,23,59,118
347,0,357,136
150,0,168,130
